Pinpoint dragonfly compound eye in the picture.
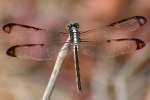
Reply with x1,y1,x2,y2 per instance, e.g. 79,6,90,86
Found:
68,22,80,29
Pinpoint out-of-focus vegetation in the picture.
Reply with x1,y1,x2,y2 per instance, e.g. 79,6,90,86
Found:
0,0,149,100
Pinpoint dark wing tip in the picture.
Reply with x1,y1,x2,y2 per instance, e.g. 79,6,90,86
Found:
130,38,146,50
135,38,146,50
2,23,16,33
134,16,147,25
6,46,17,57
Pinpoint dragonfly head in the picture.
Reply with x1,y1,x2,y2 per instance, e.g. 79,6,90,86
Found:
67,22,79,29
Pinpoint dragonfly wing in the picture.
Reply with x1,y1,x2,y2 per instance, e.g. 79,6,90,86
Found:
2,23,69,61
108,16,147,32
2,23,42,33
79,38,145,58
100,38,145,58
6,43,69,61
79,16,146,57
80,16,147,42
2,23,68,43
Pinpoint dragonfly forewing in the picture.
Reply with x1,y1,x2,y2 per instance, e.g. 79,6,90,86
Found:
108,16,146,28
2,23,68,43
107,16,147,34
80,16,147,41
2,23,43,34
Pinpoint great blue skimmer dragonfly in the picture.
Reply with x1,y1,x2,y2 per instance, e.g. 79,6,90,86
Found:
2,16,147,91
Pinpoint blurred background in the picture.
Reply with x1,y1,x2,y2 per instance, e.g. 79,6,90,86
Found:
0,0,149,100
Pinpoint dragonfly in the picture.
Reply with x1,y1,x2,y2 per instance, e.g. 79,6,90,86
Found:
2,16,147,92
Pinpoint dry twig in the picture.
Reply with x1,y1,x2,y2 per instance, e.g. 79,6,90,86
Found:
42,36,70,100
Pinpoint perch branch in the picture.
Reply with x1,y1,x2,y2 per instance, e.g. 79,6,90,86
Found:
42,36,70,100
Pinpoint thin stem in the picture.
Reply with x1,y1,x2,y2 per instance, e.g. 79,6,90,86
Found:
42,36,70,100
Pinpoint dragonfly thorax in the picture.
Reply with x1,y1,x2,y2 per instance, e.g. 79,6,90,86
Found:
68,22,80,45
